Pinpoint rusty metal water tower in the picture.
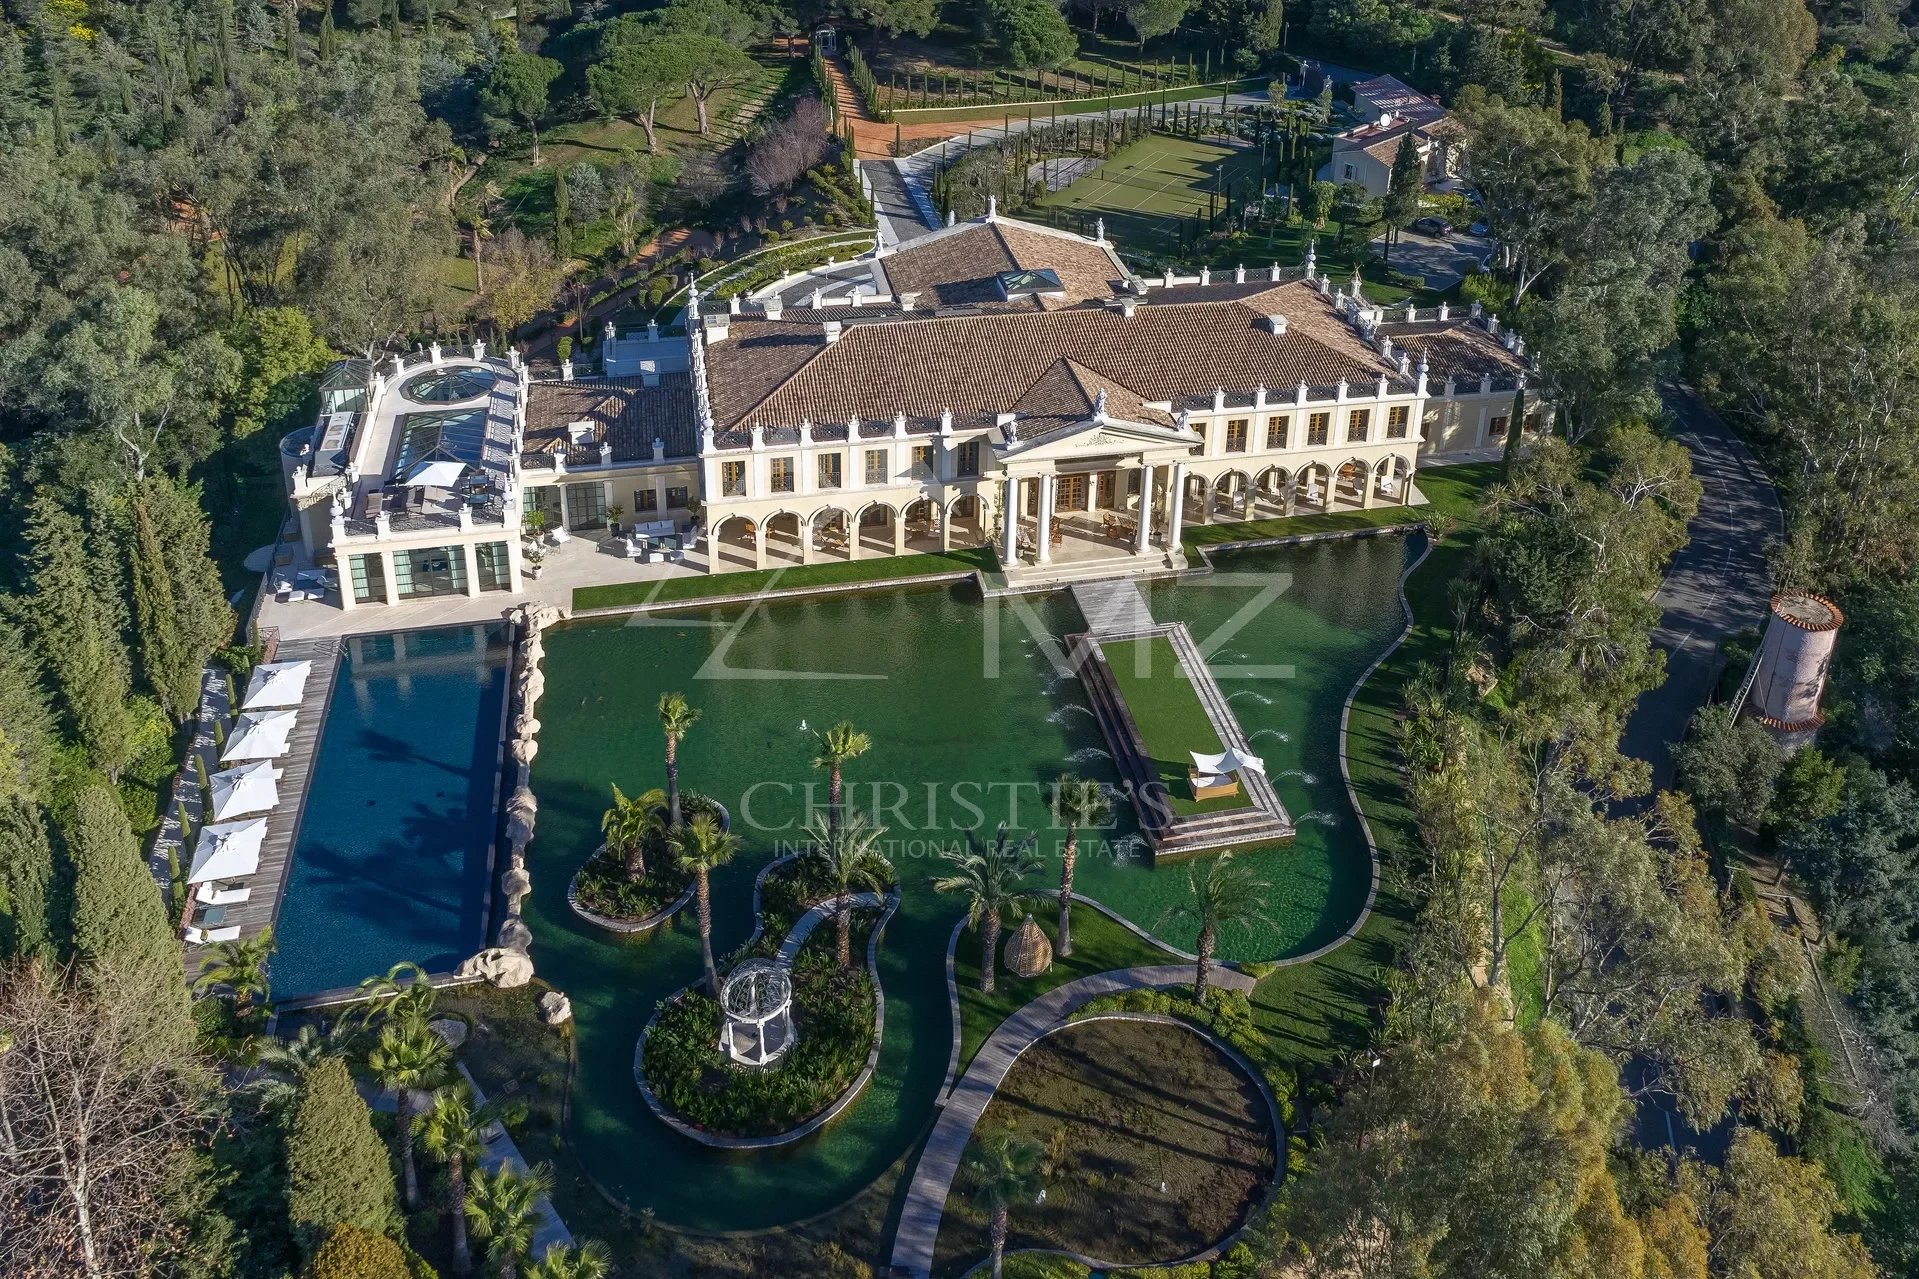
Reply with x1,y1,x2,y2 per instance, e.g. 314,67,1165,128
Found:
1744,592,1845,749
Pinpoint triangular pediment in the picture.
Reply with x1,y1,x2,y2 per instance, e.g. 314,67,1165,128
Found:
998,414,1196,461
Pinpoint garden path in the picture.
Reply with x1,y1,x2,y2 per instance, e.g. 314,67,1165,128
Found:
889,963,1254,1279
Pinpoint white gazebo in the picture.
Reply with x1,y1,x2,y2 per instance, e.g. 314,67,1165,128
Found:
222,709,297,763
188,818,268,884
243,659,313,709
207,761,281,822
719,960,796,1067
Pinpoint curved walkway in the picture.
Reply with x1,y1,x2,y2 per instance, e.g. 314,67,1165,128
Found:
890,964,1255,1279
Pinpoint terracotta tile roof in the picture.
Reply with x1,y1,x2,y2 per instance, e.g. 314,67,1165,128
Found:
705,279,1414,432
1351,75,1447,126
877,221,1127,309
1004,358,1176,440
523,375,697,466
1382,322,1528,384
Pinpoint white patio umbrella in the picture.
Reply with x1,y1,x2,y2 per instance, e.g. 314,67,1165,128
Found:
243,659,312,709
222,709,297,763
188,818,267,884
1190,746,1267,780
406,459,469,489
207,761,281,821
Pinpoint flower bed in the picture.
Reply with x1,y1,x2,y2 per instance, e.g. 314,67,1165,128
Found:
569,792,722,924
641,936,878,1137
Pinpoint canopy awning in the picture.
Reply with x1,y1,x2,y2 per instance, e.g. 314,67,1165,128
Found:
405,458,469,489
188,818,267,883
1190,746,1266,779
243,659,312,709
208,761,281,822
222,709,297,763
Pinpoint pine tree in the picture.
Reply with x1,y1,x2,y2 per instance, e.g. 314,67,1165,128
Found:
65,782,192,1055
25,492,136,780
319,5,336,61
286,1057,399,1255
49,70,69,155
0,797,60,963
215,0,235,90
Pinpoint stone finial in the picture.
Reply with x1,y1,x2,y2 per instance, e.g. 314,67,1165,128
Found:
987,194,998,219
560,359,574,382
604,320,617,343
811,287,824,309
1095,217,1106,243
1270,262,1282,281
1093,387,1110,420
1304,241,1318,279
1200,266,1211,286
1235,264,1246,284
947,208,956,227
729,295,741,315
1212,387,1226,411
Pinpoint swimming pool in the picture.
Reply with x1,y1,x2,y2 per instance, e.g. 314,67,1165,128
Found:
271,623,511,1000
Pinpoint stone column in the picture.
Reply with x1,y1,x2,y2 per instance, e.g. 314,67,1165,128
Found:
801,514,817,566
1167,463,1186,539
461,543,483,597
939,501,953,551
1134,464,1154,555
1403,459,1417,505
753,523,768,571
1001,476,1019,565
379,549,400,605
1035,474,1055,565
1362,464,1378,509
892,510,906,557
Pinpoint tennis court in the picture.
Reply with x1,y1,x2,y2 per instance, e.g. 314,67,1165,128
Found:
1033,134,1265,256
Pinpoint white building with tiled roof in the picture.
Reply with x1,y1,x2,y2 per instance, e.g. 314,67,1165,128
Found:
1320,76,1467,200
278,210,1538,608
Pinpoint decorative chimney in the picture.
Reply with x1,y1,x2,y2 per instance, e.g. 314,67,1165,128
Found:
765,295,785,320
652,437,666,463
1120,295,1140,317
1263,314,1288,334
823,320,843,343
703,312,730,344
900,292,921,312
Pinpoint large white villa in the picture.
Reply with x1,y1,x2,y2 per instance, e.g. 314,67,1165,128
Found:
279,210,1536,610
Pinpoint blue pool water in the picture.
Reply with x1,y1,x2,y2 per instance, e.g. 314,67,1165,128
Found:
271,623,510,1000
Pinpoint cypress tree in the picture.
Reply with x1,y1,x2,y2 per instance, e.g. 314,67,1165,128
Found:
0,798,60,963
0,617,56,805
143,477,235,717
24,493,136,780
1548,68,1563,120
65,783,192,1054
286,1057,399,1256
553,166,572,259
319,5,336,62
49,71,68,155
129,488,194,723
423,0,436,38
119,66,136,115
215,0,235,90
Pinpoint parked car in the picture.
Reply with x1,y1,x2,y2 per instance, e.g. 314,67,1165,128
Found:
1411,216,1453,237
1468,221,1490,237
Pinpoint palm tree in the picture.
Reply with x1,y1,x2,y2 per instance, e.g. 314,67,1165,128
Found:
194,925,275,1016
1162,852,1271,1004
367,1019,452,1209
602,783,666,880
418,1083,504,1276
933,825,1042,994
1049,776,1112,959
671,812,741,997
657,692,701,828
257,1022,348,1079
525,1240,613,1279
466,1162,554,1279
964,1127,1045,1279
811,721,871,830
352,960,435,1033
803,808,892,968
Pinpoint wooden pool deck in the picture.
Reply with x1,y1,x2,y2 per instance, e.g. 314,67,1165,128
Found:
151,638,345,980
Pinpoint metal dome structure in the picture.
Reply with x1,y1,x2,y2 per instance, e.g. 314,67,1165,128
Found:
719,959,796,1067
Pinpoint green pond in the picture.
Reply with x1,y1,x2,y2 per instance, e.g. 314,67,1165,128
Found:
523,533,1417,1230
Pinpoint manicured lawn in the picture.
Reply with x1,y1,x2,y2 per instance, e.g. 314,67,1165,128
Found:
1182,460,1500,551
1100,635,1238,817
954,905,1177,1073
570,545,997,611
932,1017,1275,1277
1244,461,1501,1066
